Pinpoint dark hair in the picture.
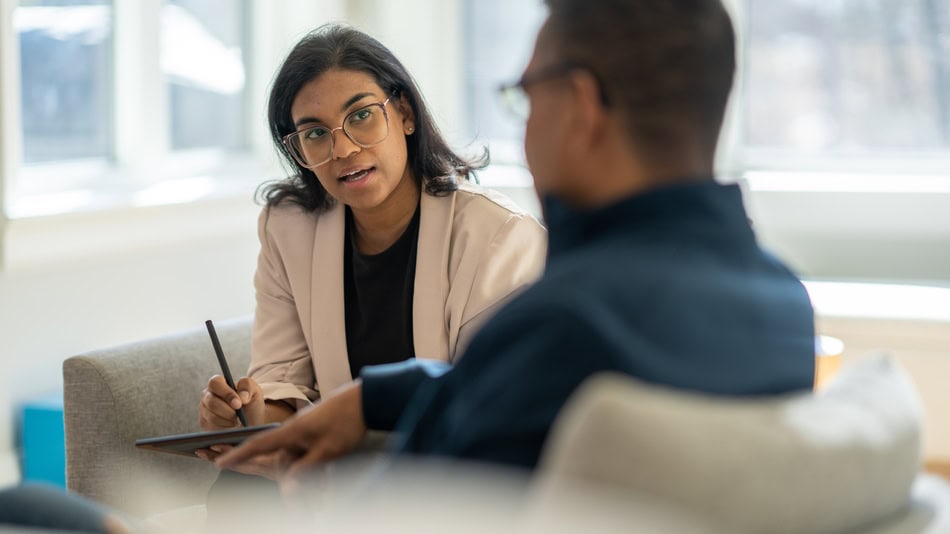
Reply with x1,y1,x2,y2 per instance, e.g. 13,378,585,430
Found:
260,24,485,211
543,0,736,166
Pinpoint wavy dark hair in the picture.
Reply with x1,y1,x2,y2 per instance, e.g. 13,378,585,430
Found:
260,24,485,212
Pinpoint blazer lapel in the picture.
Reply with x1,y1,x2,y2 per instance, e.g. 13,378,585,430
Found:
414,190,454,362
309,202,352,394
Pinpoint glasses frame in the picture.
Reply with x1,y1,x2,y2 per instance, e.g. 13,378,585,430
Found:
282,96,393,169
497,62,609,121
497,63,578,121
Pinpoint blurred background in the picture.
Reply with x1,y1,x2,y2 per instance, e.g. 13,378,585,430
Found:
0,0,948,486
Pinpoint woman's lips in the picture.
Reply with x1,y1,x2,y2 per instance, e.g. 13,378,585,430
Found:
339,167,375,188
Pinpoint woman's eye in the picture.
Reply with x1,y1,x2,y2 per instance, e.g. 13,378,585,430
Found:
352,109,372,121
304,127,328,140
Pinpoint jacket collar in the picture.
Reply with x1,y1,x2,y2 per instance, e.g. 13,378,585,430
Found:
542,180,754,258
308,187,452,393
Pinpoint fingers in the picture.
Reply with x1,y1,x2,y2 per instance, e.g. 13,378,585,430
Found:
200,375,260,430
215,424,294,468
194,447,218,462
235,376,263,406
206,375,242,410
284,445,333,481
200,445,280,479
199,388,239,430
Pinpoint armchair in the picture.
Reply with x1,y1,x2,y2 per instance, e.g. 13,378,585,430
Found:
62,317,252,518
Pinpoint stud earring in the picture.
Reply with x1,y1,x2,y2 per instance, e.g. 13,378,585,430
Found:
406,126,414,133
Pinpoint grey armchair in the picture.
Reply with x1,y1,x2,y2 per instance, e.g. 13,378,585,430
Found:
62,320,950,532
62,317,253,518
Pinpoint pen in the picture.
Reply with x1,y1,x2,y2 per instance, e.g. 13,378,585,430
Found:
205,319,248,427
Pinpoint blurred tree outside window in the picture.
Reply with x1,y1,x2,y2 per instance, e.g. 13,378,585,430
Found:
15,0,113,164
464,0,950,169
163,0,247,151
743,0,950,157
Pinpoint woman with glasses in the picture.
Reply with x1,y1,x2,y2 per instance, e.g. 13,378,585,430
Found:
195,24,546,475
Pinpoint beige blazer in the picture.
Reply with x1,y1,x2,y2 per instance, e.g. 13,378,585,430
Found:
248,181,547,408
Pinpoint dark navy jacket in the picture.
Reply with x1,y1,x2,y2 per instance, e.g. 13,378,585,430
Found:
361,181,815,469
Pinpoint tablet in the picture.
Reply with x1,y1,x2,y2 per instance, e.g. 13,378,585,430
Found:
135,423,280,457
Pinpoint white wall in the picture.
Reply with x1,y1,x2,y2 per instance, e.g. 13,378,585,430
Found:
0,197,260,485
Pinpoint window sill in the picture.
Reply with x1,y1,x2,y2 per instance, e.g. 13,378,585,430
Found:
739,172,950,283
2,189,261,273
2,169,276,275
804,280,950,324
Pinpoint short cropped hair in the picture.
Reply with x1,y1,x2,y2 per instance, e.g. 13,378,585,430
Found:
544,0,736,165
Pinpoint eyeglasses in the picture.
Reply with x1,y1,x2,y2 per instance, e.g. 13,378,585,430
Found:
283,97,393,169
497,63,582,121
497,62,608,121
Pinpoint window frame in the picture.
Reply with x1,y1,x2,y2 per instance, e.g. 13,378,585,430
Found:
2,0,267,215
0,0,348,268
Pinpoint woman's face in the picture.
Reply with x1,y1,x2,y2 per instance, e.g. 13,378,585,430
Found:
290,68,417,213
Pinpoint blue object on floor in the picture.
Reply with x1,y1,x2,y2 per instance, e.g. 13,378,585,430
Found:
20,392,66,488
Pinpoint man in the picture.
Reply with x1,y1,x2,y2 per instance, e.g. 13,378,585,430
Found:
218,0,814,477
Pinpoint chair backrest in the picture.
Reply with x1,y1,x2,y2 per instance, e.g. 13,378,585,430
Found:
533,354,925,534
63,317,253,518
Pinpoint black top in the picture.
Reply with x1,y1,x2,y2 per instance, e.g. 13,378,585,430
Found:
344,205,421,378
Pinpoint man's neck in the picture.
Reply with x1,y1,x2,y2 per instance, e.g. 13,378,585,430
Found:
351,174,420,255
560,141,713,210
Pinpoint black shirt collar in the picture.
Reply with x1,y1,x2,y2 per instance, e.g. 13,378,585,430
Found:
541,180,754,257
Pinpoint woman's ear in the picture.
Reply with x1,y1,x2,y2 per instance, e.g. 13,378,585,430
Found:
397,94,416,135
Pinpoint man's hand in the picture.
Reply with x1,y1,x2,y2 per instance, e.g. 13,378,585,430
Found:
215,381,367,481
199,375,267,430
195,444,285,480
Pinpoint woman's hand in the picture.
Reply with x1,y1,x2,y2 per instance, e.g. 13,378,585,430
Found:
195,444,286,480
198,375,267,431
215,381,367,483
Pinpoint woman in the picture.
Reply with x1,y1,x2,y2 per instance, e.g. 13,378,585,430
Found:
197,25,546,448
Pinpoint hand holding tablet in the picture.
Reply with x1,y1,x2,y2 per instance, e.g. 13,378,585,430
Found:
135,424,280,457
137,319,277,458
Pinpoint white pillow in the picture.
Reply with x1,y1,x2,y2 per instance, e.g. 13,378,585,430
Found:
533,355,924,534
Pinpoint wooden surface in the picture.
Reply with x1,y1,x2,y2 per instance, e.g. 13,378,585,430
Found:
814,335,844,390
926,459,950,481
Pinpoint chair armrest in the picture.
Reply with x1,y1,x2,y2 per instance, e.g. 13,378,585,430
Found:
63,317,252,517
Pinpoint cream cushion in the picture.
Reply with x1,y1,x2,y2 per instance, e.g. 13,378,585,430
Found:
533,355,924,533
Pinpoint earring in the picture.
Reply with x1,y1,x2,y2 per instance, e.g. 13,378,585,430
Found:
406,126,414,134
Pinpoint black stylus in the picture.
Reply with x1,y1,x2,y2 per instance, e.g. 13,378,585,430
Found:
205,320,248,427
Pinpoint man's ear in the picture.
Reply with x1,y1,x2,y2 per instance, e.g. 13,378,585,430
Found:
568,70,608,151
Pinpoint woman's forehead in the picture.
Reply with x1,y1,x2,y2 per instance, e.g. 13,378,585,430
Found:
291,69,386,119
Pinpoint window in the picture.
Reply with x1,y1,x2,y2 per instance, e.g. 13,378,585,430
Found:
739,0,950,170
463,0,544,164
16,0,113,164
463,0,950,282
163,0,247,151
4,0,254,218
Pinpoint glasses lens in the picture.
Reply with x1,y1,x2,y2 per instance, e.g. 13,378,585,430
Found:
344,104,389,147
289,126,332,167
500,85,530,121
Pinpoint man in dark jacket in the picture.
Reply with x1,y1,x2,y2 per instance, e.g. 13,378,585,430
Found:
218,0,814,475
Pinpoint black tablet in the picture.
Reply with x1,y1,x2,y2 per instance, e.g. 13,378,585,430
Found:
135,423,280,457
